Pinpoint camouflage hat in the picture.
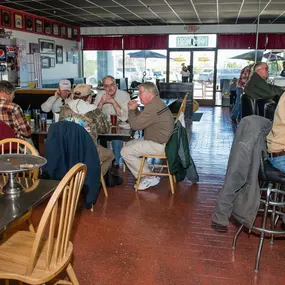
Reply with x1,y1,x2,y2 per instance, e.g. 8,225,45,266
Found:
73,84,92,98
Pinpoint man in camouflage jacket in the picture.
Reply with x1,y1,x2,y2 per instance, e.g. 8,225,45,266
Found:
59,84,114,175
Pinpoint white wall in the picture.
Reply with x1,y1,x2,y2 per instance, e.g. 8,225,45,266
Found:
8,29,80,81
81,24,285,36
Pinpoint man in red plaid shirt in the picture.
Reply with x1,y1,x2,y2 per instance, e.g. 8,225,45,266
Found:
0,81,31,138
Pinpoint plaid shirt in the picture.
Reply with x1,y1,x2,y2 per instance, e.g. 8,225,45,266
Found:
0,98,31,138
238,65,251,90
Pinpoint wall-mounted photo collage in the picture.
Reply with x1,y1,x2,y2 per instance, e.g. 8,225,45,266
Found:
0,7,80,41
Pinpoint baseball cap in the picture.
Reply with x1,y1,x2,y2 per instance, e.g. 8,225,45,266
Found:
73,84,92,97
59,79,71,91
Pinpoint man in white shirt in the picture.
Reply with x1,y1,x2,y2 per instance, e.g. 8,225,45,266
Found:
41,79,72,114
94,75,130,167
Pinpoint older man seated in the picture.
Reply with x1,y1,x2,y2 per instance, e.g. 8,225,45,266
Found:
94,75,130,167
245,62,284,100
121,82,174,190
0,80,31,139
41,79,72,115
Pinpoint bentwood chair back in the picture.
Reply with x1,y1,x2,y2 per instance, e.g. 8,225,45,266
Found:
0,163,87,284
173,93,188,120
0,138,39,233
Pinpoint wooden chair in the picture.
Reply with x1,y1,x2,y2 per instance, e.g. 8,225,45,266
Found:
135,101,187,194
173,93,188,120
0,163,87,285
135,154,176,194
0,138,40,233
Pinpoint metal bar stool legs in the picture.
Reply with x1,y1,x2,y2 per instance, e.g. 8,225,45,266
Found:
254,183,272,272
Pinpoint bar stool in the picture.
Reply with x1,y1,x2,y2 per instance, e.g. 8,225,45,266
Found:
232,154,285,272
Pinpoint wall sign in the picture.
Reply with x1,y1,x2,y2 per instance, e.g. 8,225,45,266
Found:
0,45,7,63
176,36,209,48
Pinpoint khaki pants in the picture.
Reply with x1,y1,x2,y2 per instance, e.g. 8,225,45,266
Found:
97,144,114,176
121,139,165,179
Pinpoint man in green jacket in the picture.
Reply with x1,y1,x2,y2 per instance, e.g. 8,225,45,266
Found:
244,62,284,100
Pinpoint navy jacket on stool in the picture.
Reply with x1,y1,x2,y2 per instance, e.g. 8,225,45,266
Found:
43,121,101,208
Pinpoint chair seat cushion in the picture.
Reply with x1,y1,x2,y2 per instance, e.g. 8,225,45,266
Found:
261,160,285,184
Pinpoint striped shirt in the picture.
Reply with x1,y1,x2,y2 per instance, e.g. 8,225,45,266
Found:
0,98,31,138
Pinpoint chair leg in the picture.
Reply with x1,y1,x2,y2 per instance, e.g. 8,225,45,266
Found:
166,161,175,194
232,224,244,249
66,263,79,285
255,183,272,273
5,280,9,285
270,189,278,245
173,174,176,184
100,172,108,197
135,156,146,192
27,217,35,233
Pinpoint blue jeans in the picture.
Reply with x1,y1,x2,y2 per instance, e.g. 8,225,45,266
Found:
268,156,285,173
231,87,242,120
112,140,123,165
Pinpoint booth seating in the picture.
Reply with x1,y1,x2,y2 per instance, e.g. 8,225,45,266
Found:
264,102,277,121
241,94,276,119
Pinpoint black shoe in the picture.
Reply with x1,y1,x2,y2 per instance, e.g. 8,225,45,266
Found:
104,171,123,187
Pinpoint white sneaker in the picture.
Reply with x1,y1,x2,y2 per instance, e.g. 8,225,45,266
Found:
135,176,161,191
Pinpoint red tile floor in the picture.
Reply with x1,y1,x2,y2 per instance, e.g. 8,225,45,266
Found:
5,107,285,285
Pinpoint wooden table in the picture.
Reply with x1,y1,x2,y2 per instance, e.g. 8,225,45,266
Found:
0,177,59,233
98,126,135,148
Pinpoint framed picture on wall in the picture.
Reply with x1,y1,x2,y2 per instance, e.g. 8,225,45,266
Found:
53,24,59,36
73,50,79,64
60,26,66,37
41,56,51,69
36,19,43,33
25,16,33,32
66,49,73,62
2,10,11,27
67,27,72,39
73,28,78,38
44,21,51,35
39,39,55,54
29,43,38,54
50,57,55,67
14,14,23,29
56,45,63,64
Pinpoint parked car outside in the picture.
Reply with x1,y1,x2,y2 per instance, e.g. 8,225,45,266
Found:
116,67,143,83
208,68,242,82
197,69,213,82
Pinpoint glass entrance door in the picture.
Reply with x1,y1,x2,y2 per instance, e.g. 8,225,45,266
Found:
168,50,216,104
169,51,191,83
192,51,215,101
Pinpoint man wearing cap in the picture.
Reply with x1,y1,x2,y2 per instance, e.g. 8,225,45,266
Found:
41,79,72,114
59,84,120,183
94,75,130,167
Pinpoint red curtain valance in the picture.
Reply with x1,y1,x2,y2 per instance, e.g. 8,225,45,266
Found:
82,36,123,50
266,34,285,49
218,34,266,49
124,35,167,50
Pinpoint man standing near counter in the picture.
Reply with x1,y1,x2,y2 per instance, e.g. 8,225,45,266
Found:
0,80,31,138
41,79,72,114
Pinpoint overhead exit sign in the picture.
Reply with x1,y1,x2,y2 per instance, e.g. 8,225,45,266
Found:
176,36,209,48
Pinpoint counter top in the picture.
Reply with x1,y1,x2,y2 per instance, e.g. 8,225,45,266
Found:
15,88,57,95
